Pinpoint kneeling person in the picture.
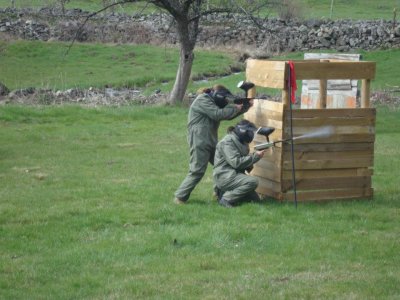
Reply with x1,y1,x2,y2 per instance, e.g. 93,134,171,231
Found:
213,120,265,207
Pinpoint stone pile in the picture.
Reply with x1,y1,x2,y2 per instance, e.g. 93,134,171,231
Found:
0,8,399,53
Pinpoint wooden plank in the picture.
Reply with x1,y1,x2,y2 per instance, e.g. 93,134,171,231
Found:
282,176,371,191
289,108,376,118
283,142,374,152
306,79,352,90
282,89,289,106
251,166,281,182
282,149,374,161
288,116,375,127
256,187,283,200
288,133,376,144
284,125,375,136
304,89,358,97
256,177,282,193
304,53,361,61
256,156,282,170
282,168,373,180
282,188,373,202
318,79,328,108
245,109,284,123
252,99,285,112
293,61,376,80
283,157,374,170
246,59,287,89
361,79,371,108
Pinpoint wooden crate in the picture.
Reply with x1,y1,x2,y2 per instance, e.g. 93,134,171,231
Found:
244,59,376,202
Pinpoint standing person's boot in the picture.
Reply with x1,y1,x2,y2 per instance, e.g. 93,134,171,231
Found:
174,198,186,205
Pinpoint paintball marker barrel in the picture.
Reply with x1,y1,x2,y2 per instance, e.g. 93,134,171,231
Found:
254,138,292,150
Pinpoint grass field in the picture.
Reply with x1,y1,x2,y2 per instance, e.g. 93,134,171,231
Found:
0,41,236,92
0,104,399,299
1,41,399,95
0,0,399,20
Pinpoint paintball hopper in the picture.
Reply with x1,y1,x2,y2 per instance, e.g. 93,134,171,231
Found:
237,81,255,96
256,127,275,138
253,127,276,150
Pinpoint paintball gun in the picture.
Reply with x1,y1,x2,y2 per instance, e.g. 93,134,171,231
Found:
233,81,255,110
254,126,335,150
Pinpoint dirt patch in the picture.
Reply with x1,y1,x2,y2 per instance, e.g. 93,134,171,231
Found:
0,87,169,107
0,86,398,108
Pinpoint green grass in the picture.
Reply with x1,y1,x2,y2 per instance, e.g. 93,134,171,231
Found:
0,41,235,92
1,40,399,96
1,0,399,20
301,0,400,20
0,104,399,299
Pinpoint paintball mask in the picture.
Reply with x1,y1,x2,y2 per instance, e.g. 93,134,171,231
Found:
210,86,236,108
234,122,258,144
234,123,276,144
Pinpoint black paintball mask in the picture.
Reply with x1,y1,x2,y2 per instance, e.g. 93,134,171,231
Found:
234,121,258,144
210,87,236,108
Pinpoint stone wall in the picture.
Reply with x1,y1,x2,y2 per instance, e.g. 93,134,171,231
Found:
1,7,399,53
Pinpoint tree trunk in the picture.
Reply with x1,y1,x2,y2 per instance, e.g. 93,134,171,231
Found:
166,14,198,105
167,45,194,104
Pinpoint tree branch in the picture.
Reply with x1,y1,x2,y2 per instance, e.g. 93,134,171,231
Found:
64,0,139,56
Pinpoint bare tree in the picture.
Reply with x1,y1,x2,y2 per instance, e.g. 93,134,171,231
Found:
73,0,270,104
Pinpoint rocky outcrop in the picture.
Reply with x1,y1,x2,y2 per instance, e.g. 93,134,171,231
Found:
0,7,399,53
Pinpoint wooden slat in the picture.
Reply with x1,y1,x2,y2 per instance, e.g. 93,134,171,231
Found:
289,108,376,118
252,99,285,112
282,149,373,161
284,125,375,136
361,79,371,108
283,157,374,170
283,133,375,144
282,168,373,180
289,116,375,127
256,157,282,170
293,61,376,80
307,79,352,90
246,59,287,89
283,142,374,152
256,187,283,200
246,110,284,123
256,177,282,193
282,176,371,191
304,53,361,61
251,166,281,182
282,188,374,202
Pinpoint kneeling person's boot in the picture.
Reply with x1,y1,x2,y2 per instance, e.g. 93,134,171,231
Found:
218,197,234,208
249,191,261,203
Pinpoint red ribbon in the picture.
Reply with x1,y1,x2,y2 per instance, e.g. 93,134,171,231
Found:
288,61,297,104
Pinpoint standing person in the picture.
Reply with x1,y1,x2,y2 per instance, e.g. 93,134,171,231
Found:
174,85,250,204
213,119,271,207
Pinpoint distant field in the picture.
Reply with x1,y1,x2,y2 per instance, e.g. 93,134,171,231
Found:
0,0,398,20
0,40,398,94
0,41,236,92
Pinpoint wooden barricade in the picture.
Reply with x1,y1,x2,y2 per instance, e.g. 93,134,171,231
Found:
244,59,376,202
